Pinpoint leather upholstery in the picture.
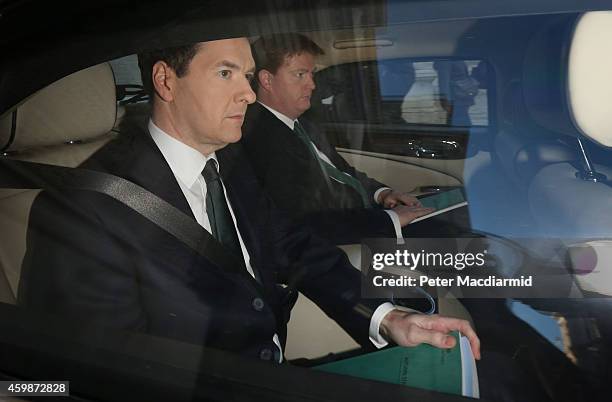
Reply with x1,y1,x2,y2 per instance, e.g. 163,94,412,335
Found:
0,63,116,151
0,63,117,303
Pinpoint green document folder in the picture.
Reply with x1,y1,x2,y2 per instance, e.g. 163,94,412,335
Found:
315,332,479,398
411,188,468,223
419,188,466,210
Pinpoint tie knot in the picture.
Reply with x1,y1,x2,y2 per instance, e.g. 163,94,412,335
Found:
202,159,220,183
294,120,305,132
293,120,311,139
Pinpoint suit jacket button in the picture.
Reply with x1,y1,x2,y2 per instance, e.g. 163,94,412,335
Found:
252,298,264,311
259,348,273,361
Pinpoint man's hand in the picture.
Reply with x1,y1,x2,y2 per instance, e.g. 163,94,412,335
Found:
380,310,481,360
378,189,421,208
393,204,435,226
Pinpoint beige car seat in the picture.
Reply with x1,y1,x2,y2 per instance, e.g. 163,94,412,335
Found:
0,63,118,304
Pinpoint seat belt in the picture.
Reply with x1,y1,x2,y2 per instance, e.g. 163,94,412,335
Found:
0,157,243,273
0,157,296,337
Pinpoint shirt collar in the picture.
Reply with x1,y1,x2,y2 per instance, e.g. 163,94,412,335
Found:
258,101,297,130
148,119,219,188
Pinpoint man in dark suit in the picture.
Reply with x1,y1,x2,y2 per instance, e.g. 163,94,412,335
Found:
19,38,479,363
242,34,434,245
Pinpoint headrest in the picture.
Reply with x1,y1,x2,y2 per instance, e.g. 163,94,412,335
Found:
0,63,116,152
567,11,612,147
522,15,577,137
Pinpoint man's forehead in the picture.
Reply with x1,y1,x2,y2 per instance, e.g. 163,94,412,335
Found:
198,37,249,48
282,52,317,68
194,38,255,68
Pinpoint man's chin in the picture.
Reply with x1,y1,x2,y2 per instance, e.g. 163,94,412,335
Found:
226,130,243,144
298,104,312,115
209,131,242,151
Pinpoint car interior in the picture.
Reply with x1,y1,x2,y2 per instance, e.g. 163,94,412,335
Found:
0,63,119,305
1,3,612,401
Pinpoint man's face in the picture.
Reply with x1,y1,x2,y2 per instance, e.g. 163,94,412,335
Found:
170,38,256,151
268,52,317,120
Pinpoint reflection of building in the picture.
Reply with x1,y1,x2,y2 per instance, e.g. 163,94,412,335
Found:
401,62,446,124
400,61,488,126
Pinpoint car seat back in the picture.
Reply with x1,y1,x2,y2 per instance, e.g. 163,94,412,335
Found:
0,63,118,304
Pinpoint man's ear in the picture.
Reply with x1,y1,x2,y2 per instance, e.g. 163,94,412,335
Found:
258,69,274,92
151,61,175,102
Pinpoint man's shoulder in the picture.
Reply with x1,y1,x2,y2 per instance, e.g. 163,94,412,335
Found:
244,102,273,123
36,125,148,199
243,103,291,141
80,123,152,177
298,115,319,135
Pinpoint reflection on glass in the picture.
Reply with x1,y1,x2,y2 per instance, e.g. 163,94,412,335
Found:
313,58,488,127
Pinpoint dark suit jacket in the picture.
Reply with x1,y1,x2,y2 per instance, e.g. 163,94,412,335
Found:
18,126,388,362
242,102,396,244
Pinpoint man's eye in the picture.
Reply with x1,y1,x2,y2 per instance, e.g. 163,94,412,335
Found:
296,72,305,78
246,73,254,83
218,70,232,79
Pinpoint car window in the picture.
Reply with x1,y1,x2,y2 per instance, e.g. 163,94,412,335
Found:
109,55,149,106
1,2,612,402
313,58,489,127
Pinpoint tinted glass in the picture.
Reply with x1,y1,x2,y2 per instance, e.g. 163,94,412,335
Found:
0,3,611,402
313,58,489,127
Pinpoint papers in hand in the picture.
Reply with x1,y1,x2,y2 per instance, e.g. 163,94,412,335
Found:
460,333,480,398
316,331,479,398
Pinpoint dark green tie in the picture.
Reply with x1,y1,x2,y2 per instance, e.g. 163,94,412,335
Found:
294,120,371,208
202,159,243,257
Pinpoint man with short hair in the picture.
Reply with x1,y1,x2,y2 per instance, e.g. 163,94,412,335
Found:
242,33,434,245
20,38,479,364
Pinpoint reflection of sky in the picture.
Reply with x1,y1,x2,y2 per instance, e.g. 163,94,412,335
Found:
507,299,563,351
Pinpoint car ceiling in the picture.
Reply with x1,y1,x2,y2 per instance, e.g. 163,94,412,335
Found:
0,0,610,114
310,20,475,69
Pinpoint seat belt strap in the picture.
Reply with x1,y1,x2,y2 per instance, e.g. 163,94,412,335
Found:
0,158,244,273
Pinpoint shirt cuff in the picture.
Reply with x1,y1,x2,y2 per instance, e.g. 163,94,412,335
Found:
368,302,419,349
383,210,403,239
374,187,391,204
272,333,283,363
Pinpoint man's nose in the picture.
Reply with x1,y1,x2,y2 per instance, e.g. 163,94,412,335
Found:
237,79,256,104
306,73,316,91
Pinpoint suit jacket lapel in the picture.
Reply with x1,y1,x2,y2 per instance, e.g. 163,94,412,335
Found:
253,103,313,163
251,103,337,198
217,144,264,283
133,131,263,281
300,118,339,165
109,128,253,274
126,127,196,220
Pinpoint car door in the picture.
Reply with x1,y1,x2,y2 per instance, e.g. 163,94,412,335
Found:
305,27,494,196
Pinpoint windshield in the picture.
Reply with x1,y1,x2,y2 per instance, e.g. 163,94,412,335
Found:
1,1,612,402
